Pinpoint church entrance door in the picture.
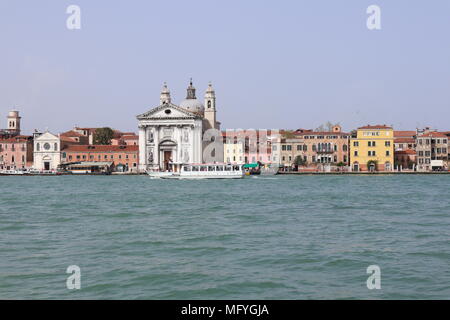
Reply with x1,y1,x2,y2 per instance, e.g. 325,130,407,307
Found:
164,151,172,171
44,162,50,170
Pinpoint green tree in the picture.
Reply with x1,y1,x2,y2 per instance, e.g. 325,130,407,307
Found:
294,155,306,166
93,127,114,145
367,160,378,172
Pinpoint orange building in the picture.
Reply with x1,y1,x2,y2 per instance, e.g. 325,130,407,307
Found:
61,145,139,172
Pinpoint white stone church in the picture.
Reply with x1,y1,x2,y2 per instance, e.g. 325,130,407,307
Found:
137,80,220,172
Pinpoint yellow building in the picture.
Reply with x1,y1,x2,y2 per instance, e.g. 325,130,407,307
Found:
350,125,394,172
223,142,245,164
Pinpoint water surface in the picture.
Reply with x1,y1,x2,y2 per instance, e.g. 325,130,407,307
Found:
0,175,449,299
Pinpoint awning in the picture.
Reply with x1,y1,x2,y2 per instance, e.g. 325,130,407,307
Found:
243,163,259,168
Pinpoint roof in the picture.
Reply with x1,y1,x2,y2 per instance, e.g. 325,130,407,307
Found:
62,145,139,152
297,131,349,136
358,125,392,130
121,135,138,140
394,138,415,143
61,130,83,137
0,135,32,143
394,131,416,138
60,136,78,143
419,132,448,138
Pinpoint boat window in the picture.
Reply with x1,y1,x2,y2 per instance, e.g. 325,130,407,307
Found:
192,166,199,171
216,166,224,171
225,166,232,171
184,166,191,172
200,166,207,171
208,166,215,171
233,165,239,171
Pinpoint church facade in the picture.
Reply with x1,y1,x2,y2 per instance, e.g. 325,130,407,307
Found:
137,80,220,172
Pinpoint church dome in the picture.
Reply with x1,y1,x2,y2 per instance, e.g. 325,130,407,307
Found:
179,98,204,112
179,79,204,113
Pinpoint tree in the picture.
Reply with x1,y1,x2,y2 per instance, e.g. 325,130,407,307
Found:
294,155,306,166
282,130,296,139
367,160,378,172
315,121,339,132
93,127,114,145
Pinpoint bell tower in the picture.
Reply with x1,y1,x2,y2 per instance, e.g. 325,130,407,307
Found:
160,82,171,105
7,110,21,135
204,82,217,130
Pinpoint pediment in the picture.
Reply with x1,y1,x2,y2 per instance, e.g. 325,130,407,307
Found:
136,103,202,120
36,131,59,141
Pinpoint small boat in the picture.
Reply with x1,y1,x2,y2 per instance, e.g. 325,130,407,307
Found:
147,163,245,179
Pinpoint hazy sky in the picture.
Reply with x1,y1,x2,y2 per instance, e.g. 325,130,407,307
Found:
1,0,449,134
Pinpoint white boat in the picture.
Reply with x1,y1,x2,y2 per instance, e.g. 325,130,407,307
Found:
147,164,245,179
0,169,26,175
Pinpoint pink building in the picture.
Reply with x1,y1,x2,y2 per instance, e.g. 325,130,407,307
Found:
0,135,34,169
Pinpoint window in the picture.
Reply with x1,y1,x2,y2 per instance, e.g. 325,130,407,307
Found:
282,145,286,151
343,144,347,152
385,141,391,147
303,145,307,151
368,151,376,156
353,141,359,147
272,145,277,151
36,143,40,151
312,156,316,162
354,151,358,156
286,145,292,151
297,145,302,151
54,143,58,150
386,150,390,156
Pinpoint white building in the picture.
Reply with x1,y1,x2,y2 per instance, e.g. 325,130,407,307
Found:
33,131,61,171
137,80,220,172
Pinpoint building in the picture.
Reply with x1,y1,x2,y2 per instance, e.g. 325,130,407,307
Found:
273,126,349,171
350,125,394,172
223,131,245,164
72,127,134,145
33,131,62,171
394,150,416,171
394,131,416,152
137,80,221,172
223,129,275,164
294,125,350,166
111,134,139,146
0,135,33,170
416,130,448,171
61,145,139,172
394,130,417,171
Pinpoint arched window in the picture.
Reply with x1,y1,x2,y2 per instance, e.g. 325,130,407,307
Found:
208,100,211,108
54,143,58,151
37,143,40,151
343,144,348,152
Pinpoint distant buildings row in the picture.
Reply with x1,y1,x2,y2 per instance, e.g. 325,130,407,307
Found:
1,81,449,173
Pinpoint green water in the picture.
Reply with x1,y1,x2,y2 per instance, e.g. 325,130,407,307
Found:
0,175,449,299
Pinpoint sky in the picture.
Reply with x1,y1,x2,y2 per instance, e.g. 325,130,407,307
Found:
0,0,449,134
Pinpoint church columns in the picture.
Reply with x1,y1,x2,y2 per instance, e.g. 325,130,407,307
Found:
138,125,146,171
